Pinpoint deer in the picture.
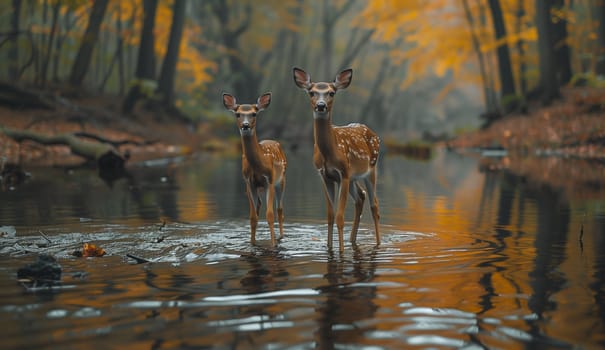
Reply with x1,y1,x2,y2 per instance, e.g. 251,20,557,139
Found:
293,67,381,251
222,92,287,247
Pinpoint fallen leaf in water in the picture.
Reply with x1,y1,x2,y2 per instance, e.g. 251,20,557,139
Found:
81,243,106,257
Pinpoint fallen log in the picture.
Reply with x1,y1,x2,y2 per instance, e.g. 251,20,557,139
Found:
73,131,153,147
0,127,127,182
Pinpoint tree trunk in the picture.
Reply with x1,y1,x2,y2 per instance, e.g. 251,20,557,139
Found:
116,8,125,95
595,0,605,75
552,0,572,85
488,0,516,98
263,0,305,140
135,0,157,80
462,0,499,115
338,28,375,71
40,1,60,87
320,0,355,78
536,0,560,104
69,0,109,86
515,0,527,97
100,42,119,93
51,6,79,82
36,0,49,85
122,0,158,114
321,0,334,79
359,55,390,127
157,0,187,107
9,0,21,81
211,1,255,100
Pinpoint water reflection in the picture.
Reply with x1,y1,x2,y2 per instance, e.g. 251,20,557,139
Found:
315,248,378,348
1,149,605,348
527,182,569,323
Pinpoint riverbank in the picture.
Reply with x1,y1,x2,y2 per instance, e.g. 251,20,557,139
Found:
447,86,605,159
446,86,605,201
2,86,604,169
0,94,209,167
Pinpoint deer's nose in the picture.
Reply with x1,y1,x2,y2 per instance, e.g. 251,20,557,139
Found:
316,101,327,111
241,122,250,130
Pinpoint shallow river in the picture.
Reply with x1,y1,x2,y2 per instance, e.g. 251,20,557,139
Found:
1,149,604,349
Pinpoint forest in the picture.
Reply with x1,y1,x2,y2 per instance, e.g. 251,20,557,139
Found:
0,0,604,166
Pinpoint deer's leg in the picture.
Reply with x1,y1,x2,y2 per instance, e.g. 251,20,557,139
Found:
349,181,366,244
266,182,277,247
320,174,336,250
246,182,259,245
336,176,350,252
364,170,380,245
275,177,285,240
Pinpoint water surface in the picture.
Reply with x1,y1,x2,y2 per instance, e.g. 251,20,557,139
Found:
1,149,604,349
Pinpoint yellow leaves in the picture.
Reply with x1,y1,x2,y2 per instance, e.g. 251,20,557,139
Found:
176,36,217,93
434,60,450,78
357,0,543,101
479,27,538,53
153,1,174,59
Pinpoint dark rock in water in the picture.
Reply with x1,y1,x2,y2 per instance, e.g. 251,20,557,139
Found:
17,254,62,285
0,162,29,189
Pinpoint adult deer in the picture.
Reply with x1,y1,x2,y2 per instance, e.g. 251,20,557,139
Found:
293,67,380,251
222,92,287,247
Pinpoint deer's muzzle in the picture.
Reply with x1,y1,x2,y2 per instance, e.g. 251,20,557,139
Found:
316,101,327,112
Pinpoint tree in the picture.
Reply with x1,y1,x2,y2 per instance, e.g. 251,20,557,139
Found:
8,0,21,81
51,2,80,83
551,0,572,85
122,0,158,113
69,0,109,86
157,0,187,107
135,0,158,81
208,0,256,100
594,0,605,75
487,0,516,100
39,0,60,87
535,0,560,104
320,0,355,78
462,0,499,116
515,0,528,97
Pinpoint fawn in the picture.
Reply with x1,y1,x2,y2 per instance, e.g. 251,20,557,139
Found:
293,67,380,251
222,92,287,246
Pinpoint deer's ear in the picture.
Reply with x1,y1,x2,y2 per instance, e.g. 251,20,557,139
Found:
334,68,353,90
222,93,237,111
293,67,311,89
257,92,271,111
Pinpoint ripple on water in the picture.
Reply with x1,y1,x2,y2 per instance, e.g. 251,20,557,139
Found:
1,220,429,264
0,219,578,349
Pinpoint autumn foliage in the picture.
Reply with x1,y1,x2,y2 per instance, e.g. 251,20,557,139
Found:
1,0,604,141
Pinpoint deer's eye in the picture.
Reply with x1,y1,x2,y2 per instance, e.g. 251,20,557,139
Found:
252,113,257,117
308,91,315,97
329,91,335,97
235,113,241,118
